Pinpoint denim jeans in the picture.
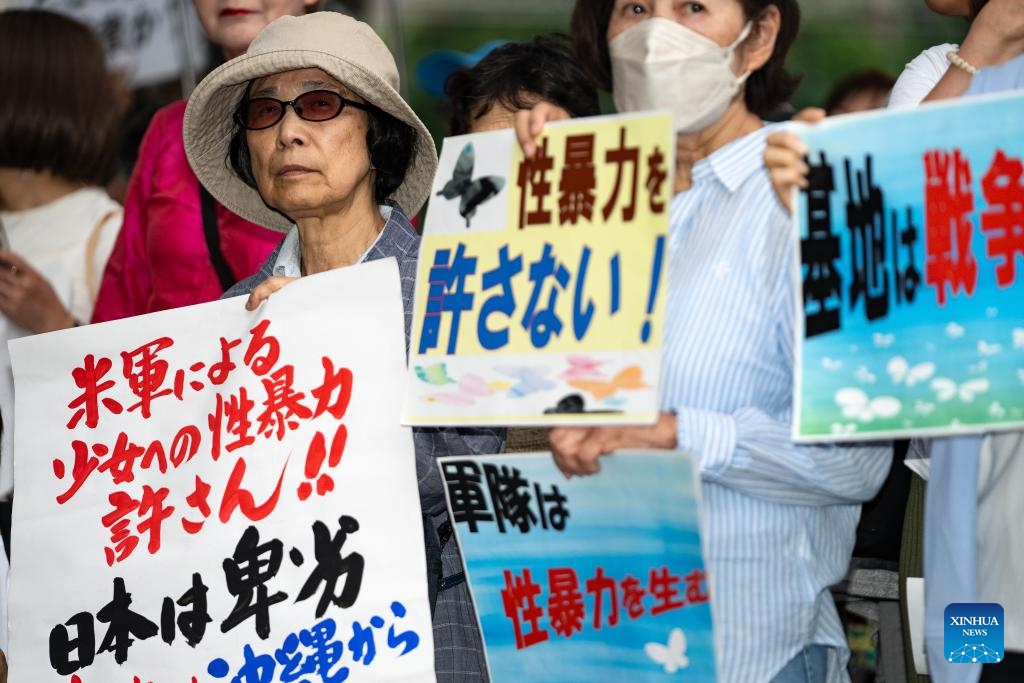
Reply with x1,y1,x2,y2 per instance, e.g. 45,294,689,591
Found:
770,644,833,683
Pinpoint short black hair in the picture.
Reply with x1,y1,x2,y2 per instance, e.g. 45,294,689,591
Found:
824,68,896,115
444,34,601,136
228,90,415,209
0,9,119,185
570,0,801,118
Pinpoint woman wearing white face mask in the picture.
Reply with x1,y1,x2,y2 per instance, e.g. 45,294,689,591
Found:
518,2,893,682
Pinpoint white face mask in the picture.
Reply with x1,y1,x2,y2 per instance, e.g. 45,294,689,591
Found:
610,17,753,134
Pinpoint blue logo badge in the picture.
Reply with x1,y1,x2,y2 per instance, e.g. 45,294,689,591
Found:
944,603,1004,664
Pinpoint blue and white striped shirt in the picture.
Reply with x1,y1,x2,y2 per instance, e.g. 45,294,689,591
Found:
660,126,892,682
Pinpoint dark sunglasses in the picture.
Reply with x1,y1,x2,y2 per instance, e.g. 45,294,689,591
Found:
235,89,371,130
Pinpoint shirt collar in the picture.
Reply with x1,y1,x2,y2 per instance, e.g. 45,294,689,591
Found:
271,202,399,277
690,124,775,195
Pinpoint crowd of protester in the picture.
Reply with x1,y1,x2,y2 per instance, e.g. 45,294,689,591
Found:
1,0,1022,681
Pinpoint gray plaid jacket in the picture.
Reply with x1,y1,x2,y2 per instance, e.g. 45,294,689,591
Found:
224,201,502,680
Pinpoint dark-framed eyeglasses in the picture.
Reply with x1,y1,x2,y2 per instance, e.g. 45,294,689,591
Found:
235,89,371,130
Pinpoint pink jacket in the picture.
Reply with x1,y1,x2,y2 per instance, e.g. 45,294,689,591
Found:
92,101,282,322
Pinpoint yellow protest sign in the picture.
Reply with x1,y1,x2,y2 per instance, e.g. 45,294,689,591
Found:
404,112,674,426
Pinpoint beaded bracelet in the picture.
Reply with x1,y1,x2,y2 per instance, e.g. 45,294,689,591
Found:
947,50,978,76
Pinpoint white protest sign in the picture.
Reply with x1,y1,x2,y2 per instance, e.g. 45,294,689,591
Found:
8,258,435,682
19,0,204,87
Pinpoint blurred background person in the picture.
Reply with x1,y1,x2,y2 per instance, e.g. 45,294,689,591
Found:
183,13,504,679
0,8,124,556
443,33,600,135
824,67,896,115
516,1,892,681
91,0,323,323
0,8,121,333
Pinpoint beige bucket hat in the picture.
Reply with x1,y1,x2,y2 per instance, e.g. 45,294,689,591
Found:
183,12,437,232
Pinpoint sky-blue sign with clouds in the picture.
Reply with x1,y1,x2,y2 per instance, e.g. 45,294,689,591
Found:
793,92,1024,442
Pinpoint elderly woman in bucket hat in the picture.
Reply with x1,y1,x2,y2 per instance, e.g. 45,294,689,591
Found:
183,12,502,680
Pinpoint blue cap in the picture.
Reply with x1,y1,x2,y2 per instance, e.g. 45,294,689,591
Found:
416,39,509,98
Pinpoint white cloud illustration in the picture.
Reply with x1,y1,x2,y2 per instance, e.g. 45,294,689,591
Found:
873,332,895,348
978,340,1002,357
831,423,857,436
855,365,877,384
945,322,965,339
821,357,843,371
835,387,902,422
968,360,989,375
887,356,935,386
931,377,989,403
914,400,936,416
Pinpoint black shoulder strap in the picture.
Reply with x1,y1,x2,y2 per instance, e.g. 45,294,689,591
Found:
200,185,236,292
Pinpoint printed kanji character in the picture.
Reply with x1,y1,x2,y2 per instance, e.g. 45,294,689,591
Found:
442,461,493,532
891,206,922,304
924,148,978,305
244,319,281,376
535,483,570,531
350,614,384,666
160,572,212,647
572,247,595,341
311,357,353,419
558,134,596,224
96,577,159,664
67,354,123,429
602,127,640,221
649,566,685,616
844,156,890,321
646,145,668,214
218,456,288,524
299,618,348,682
297,423,348,501
256,365,312,440
585,567,619,629
484,463,536,533
102,484,174,565
518,137,555,227
521,243,570,348
477,246,523,351
121,336,174,418
53,440,102,504
182,475,212,534
208,336,242,385
801,153,842,337
621,574,646,619
980,149,1024,287
501,569,550,649
208,388,257,461
221,525,288,639
386,601,420,656
296,515,365,618
417,244,478,355
547,567,585,638
49,612,95,674
684,568,710,604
